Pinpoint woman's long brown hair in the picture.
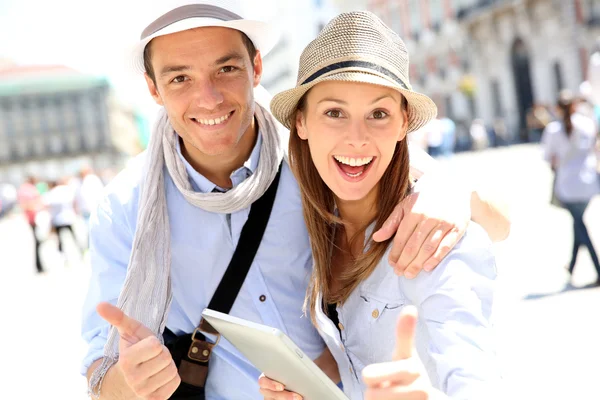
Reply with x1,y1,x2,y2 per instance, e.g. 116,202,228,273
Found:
288,92,413,323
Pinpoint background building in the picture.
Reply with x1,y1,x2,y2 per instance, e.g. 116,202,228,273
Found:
338,0,600,145
0,64,144,184
261,0,337,95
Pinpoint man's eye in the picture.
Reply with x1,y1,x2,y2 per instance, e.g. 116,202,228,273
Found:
326,110,342,118
220,66,237,73
172,76,187,83
371,110,388,119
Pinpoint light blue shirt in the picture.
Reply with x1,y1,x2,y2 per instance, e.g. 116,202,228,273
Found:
81,131,325,399
316,223,501,400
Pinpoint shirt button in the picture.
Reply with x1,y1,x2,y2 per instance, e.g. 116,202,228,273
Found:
339,343,345,351
349,366,353,374
372,309,380,319
259,295,267,302
338,322,344,330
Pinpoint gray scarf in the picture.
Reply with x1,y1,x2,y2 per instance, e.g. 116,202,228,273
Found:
89,99,286,398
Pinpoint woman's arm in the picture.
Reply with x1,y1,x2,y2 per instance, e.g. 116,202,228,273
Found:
398,224,502,399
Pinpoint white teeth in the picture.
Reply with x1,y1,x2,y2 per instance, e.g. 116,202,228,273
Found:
196,112,231,126
346,171,363,178
333,155,373,166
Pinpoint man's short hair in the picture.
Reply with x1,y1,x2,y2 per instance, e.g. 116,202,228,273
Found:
144,31,257,84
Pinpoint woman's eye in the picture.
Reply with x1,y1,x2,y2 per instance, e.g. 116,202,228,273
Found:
172,76,187,83
372,110,388,119
326,110,342,118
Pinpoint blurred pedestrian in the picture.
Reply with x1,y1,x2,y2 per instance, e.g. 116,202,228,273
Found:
425,118,444,157
440,115,456,157
75,167,104,244
493,118,509,146
17,176,44,273
587,37,600,108
43,178,81,260
542,90,600,284
470,118,489,150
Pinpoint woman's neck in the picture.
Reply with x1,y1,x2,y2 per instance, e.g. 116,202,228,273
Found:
335,187,378,254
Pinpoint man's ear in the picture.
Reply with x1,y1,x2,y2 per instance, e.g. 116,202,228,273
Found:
252,50,263,88
296,111,308,140
144,74,163,106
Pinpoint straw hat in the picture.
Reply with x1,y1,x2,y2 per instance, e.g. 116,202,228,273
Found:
270,11,437,133
131,0,279,74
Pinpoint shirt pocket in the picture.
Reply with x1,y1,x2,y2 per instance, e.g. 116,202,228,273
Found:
346,290,407,373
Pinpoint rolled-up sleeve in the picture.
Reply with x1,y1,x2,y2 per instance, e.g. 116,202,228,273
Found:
400,224,501,399
80,192,134,375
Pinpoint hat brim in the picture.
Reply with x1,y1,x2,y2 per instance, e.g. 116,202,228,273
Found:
270,70,437,133
130,18,279,74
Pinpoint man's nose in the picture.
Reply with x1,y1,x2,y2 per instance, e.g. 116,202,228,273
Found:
193,79,224,110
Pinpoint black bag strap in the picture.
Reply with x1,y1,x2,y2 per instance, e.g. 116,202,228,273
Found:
207,162,282,313
164,163,283,395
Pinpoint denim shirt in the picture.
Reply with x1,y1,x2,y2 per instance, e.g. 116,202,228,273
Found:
315,223,501,400
81,131,324,399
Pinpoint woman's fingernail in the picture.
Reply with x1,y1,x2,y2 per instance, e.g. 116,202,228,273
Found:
276,383,284,391
424,262,434,271
294,394,303,400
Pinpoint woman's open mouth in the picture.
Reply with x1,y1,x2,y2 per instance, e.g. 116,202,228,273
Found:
333,155,376,181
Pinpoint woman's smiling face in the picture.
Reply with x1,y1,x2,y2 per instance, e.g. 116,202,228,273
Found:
296,80,408,202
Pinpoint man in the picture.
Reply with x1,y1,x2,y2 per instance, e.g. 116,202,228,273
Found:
43,178,81,260
74,166,105,247
17,176,44,273
83,2,510,399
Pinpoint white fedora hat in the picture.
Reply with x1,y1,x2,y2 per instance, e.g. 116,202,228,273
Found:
131,0,280,74
271,11,437,133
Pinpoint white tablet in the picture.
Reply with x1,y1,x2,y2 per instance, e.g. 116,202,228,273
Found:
201,308,348,400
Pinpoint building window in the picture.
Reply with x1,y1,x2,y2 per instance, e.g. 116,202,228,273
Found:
461,55,471,73
553,61,564,98
589,0,600,24
438,55,447,80
388,1,403,34
444,95,454,119
409,0,422,35
491,79,503,118
430,0,444,29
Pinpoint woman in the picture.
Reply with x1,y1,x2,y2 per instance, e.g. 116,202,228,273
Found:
542,90,600,284
259,11,500,400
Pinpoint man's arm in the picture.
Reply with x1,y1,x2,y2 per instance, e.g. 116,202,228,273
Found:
87,359,135,400
374,144,511,278
470,186,510,243
82,183,136,399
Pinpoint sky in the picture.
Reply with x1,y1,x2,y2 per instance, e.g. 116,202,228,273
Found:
1,1,179,116
0,0,305,118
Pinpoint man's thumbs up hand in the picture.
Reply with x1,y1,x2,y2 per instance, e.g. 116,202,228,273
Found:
96,302,181,400
97,302,156,347
362,306,445,399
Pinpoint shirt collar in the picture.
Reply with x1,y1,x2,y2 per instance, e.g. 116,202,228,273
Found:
175,129,263,193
